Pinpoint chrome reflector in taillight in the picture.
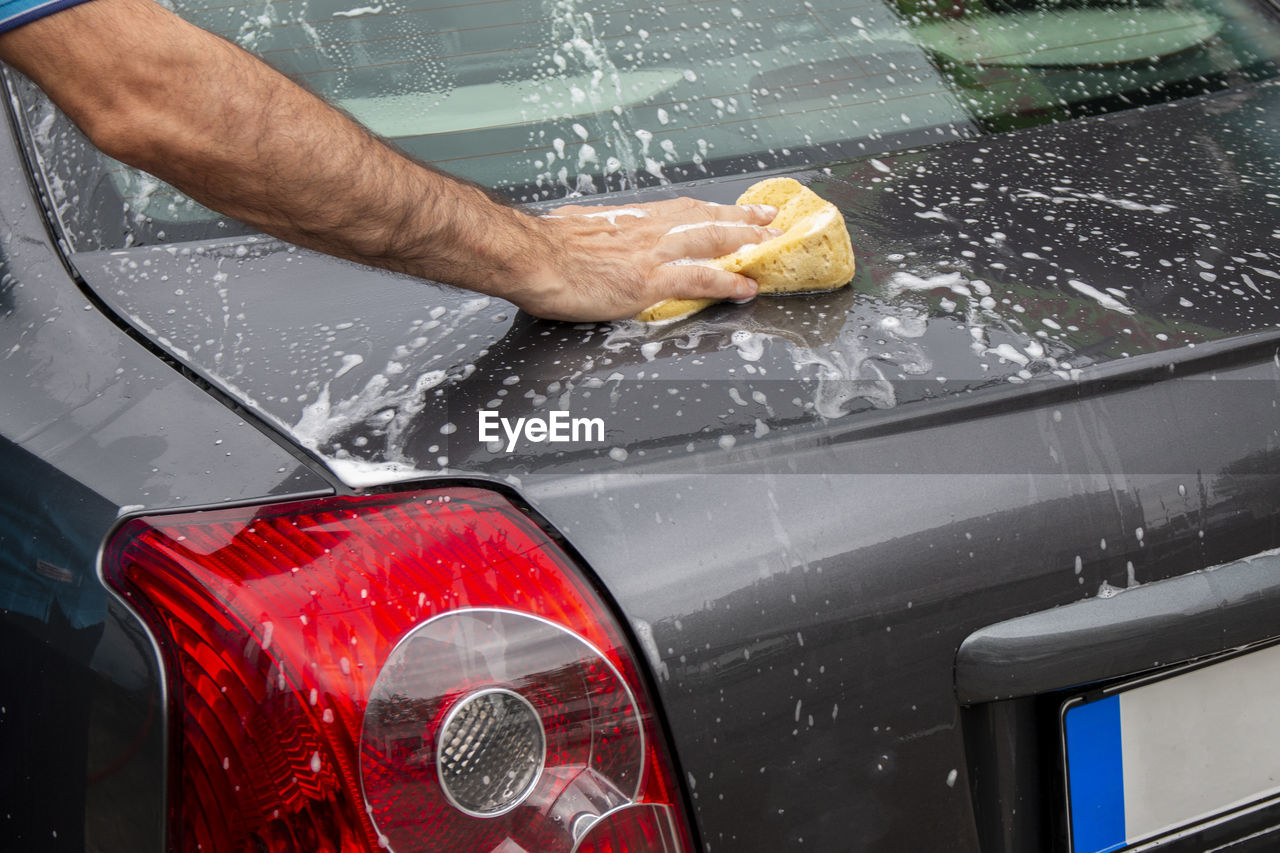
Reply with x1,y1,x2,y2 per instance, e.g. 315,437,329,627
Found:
361,608,649,851
435,686,548,818
103,488,693,852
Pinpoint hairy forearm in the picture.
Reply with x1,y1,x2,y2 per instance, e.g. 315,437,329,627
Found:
0,0,543,293
0,0,778,321
148,51,542,287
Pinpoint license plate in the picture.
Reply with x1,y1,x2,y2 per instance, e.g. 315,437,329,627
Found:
1063,642,1280,852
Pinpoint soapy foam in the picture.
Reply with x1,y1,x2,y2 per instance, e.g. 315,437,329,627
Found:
1067,279,1136,315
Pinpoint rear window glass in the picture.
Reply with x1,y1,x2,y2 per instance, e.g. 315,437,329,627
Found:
11,0,1280,249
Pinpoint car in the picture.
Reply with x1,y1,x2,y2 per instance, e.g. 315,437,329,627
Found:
2,0,1280,849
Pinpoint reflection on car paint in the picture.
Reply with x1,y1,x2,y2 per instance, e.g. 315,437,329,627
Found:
69,76,1280,492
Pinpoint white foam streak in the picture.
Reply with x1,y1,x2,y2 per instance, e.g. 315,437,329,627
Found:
1067,279,1136,315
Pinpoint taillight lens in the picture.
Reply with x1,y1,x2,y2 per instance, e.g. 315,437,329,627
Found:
103,487,693,852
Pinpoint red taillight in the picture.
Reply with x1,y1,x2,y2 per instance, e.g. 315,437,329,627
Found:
103,488,694,852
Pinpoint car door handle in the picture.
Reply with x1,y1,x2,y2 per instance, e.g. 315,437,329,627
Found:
955,549,1280,704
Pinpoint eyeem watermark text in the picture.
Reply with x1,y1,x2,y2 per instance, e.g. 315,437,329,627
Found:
479,410,605,452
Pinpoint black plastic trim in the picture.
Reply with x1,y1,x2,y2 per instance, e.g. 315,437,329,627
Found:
956,549,1280,704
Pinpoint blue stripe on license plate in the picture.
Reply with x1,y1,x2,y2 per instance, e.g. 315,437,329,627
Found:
1065,694,1126,853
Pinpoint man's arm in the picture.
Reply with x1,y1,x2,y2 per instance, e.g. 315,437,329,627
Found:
0,0,777,321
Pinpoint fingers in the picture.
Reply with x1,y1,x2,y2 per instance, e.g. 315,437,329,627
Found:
642,197,777,225
550,196,781,269
522,196,782,321
704,203,778,226
555,198,777,229
658,222,781,262
655,263,759,303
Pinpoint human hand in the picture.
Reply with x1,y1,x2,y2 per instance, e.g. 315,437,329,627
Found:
509,197,781,322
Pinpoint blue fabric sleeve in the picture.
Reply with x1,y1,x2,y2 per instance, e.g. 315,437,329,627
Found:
0,0,95,35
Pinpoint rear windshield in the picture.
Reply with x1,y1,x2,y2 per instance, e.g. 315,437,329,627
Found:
11,0,1280,249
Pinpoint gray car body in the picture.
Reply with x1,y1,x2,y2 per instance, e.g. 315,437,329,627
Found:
2,69,1279,851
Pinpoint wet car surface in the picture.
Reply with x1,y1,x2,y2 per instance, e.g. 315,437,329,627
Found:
3,0,1280,849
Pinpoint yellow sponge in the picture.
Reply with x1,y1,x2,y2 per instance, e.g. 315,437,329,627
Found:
636,177,855,323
